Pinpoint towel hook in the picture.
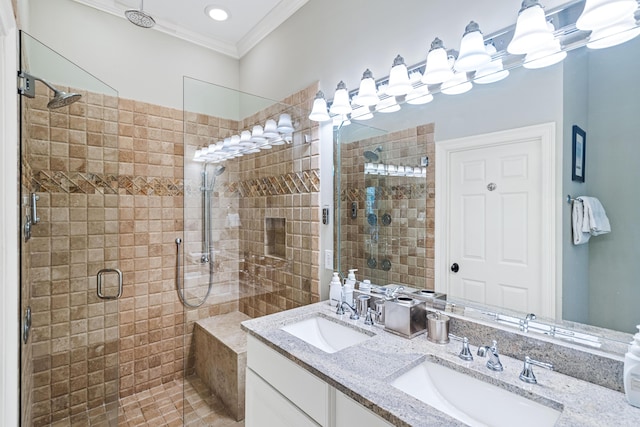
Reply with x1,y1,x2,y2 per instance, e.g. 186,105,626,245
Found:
567,195,582,204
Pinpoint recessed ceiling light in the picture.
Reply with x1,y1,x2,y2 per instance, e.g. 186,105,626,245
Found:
205,5,230,22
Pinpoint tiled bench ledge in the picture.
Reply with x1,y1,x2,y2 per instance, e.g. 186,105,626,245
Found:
194,311,251,421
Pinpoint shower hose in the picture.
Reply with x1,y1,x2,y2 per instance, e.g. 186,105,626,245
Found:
175,237,213,308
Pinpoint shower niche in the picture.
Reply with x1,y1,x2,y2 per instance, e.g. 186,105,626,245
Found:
265,217,286,259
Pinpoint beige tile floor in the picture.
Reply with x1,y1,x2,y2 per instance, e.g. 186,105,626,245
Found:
51,375,243,427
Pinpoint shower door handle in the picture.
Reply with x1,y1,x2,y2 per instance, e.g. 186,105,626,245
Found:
97,268,123,300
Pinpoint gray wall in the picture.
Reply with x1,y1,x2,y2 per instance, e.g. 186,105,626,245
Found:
561,49,590,324
586,37,640,332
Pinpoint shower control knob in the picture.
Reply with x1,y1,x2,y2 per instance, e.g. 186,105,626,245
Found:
450,263,459,273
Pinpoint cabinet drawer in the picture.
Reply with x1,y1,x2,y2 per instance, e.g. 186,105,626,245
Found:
247,335,329,426
335,389,394,427
245,368,320,427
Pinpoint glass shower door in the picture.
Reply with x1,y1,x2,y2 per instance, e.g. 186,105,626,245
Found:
19,32,120,426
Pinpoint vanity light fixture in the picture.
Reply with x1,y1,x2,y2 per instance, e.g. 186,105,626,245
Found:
422,38,454,85
276,113,294,134
455,21,491,71
333,114,351,127
386,55,413,96
406,72,434,105
507,0,555,55
355,69,380,106
523,21,566,69
205,5,230,22
576,0,638,31
329,81,352,115
263,119,279,138
587,14,640,49
474,43,510,84
375,85,401,113
441,71,473,95
308,91,331,122
351,105,374,120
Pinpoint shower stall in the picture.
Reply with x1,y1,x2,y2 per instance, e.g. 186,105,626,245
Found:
18,30,321,426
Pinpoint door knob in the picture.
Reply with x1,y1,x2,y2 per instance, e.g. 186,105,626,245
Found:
450,263,459,273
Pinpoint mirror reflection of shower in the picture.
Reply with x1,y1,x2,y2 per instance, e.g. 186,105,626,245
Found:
364,146,383,162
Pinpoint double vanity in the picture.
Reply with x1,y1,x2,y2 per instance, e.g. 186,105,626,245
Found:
242,300,640,426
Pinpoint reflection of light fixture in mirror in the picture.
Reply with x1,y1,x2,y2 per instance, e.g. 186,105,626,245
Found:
375,87,401,113
587,15,640,49
507,0,554,55
442,53,472,95
263,119,279,138
441,72,473,95
308,91,330,122
355,69,379,106
523,21,566,69
329,81,352,115
422,38,454,85
455,21,491,72
386,55,412,96
251,125,266,142
406,72,434,105
239,130,253,146
576,0,637,31
277,113,294,134
474,43,510,84
351,105,374,121
332,114,351,127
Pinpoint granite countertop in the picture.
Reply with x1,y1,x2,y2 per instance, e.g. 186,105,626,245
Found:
241,301,640,427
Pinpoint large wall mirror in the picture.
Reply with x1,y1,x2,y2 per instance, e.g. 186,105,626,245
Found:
335,33,640,346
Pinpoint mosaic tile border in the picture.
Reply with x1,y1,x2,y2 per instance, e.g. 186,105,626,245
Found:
33,170,184,196
229,169,320,197
340,183,428,202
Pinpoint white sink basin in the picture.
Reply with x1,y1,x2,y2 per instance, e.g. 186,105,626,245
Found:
280,316,371,353
391,360,561,427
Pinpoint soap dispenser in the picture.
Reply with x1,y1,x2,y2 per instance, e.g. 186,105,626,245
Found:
624,325,640,407
329,272,343,307
344,269,357,304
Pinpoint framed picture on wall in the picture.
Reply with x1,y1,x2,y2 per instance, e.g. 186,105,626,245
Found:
572,125,586,182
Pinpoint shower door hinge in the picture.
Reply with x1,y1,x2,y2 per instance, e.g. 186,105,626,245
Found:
17,71,36,98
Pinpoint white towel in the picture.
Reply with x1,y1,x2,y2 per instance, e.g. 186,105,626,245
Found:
572,200,590,245
580,196,611,236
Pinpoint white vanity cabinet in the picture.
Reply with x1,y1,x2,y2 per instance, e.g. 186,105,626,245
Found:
246,335,393,427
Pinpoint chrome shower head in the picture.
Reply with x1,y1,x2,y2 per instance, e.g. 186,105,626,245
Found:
214,166,226,176
18,72,82,109
125,0,155,28
47,89,82,109
364,146,383,162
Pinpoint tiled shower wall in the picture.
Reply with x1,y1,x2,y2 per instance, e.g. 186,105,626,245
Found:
339,124,436,290
22,80,321,424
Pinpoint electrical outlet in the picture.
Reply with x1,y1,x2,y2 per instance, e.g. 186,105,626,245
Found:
324,250,333,270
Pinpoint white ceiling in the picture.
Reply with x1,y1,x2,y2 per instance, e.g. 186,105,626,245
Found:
71,0,309,59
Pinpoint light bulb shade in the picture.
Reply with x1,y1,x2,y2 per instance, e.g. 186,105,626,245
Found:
406,85,434,105
523,39,567,69
507,2,555,54
576,0,638,31
251,125,267,142
329,81,352,115
474,44,510,84
355,69,379,106
422,38,454,84
263,119,279,138
455,21,491,71
351,105,374,121
587,16,640,49
277,113,294,133
441,72,473,95
386,55,413,96
229,135,240,145
308,91,330,122
375,92,401,113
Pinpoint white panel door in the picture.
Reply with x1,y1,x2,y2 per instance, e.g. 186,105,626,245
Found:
449,139,542,314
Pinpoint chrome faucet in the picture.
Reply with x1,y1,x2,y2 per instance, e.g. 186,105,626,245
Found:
449,334,474,361
520,313,537,333
336,301,359,320
477,340,504,371
385,285,404,299
519,356,554,384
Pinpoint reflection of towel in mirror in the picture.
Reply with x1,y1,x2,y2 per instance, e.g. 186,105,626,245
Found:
572,200,590,245
580,196,611,236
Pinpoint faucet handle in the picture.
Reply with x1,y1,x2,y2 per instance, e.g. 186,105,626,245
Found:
519,356,554,384
449,334,474,361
